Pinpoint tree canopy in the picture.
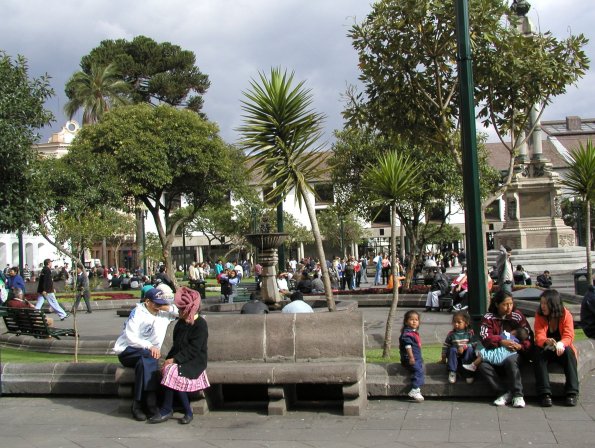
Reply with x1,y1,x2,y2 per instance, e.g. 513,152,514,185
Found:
347,0,589,209
63,103,244,273
0,51,54,232
71,35,210,113
64,62,131,124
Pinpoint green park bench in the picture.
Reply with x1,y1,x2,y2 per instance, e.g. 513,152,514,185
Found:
0,306,76,340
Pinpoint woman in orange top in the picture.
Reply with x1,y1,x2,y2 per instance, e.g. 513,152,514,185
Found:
533,289,579,407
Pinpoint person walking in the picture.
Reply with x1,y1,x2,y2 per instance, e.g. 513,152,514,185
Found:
72,263,92,314
35,258,69,320
496,245,514,294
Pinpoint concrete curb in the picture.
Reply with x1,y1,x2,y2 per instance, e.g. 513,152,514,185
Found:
0,362,119,395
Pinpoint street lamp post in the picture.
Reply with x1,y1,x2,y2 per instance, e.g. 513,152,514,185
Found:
574,200,584,247
182,224,188,280
142,210,147,275
455,0,488,332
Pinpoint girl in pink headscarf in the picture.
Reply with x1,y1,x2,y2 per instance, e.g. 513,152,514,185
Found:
148,287,209,425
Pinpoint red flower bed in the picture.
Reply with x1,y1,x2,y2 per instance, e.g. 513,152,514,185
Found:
24,292,136,301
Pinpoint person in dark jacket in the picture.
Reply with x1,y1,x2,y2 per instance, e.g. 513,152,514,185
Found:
581,285,595,339
35,259,68,320
72,263,92,314
149,287,209,425
155,266,176,293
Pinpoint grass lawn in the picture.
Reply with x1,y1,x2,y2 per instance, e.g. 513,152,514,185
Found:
0,347,118,363
1,329,587,364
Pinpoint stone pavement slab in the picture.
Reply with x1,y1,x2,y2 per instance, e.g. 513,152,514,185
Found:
0,369,593,448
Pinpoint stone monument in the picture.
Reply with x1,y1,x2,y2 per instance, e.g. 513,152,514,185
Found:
494,2,576,250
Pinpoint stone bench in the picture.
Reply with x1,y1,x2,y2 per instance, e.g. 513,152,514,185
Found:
115,311,367,416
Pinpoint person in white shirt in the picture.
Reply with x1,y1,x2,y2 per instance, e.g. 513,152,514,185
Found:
277,272,290,296
114,288,178,421
188,262,199,283
282,291,314,314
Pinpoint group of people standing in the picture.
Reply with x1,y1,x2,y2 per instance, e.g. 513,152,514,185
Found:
403,289,580,407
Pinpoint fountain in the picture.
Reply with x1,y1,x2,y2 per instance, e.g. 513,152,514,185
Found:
245,232,288,305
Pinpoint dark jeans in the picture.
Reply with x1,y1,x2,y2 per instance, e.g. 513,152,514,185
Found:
446,346,475,373
533,348,579,396
402,359,425,389
118,346,160,402
478,352,524,397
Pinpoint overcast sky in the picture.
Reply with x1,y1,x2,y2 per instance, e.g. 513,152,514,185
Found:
2,0,593,146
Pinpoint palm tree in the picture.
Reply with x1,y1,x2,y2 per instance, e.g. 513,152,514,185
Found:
562,140,595,287
365,150,422,358
64,62,130,125
238,68,336,310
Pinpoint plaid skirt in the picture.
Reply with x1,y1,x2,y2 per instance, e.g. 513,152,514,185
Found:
161,363,210,392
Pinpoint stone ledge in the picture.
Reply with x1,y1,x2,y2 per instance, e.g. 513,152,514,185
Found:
0,362,119,395
367,339,595,398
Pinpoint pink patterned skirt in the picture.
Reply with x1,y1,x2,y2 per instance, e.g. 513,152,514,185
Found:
161,363,210,392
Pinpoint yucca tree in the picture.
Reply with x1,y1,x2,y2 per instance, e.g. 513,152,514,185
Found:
365,150,422,358
64,62,130,125
562,140,595,287
238,68,335,310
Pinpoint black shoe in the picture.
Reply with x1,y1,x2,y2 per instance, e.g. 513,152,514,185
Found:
540,394,553,407
60,313,70,321
148,411,173,424
425,307,432,312
179,414,193,425
86,310,92,314
132,402,147,421
565,395,578,407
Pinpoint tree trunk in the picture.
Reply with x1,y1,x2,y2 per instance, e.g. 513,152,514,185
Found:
101,238,108,267
586,199,592,287
302,190,336,311
382,204,399,358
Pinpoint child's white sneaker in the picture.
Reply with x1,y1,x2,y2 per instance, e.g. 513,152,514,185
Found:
448,371,457,384
462,363,477,372
512,396,526,408
408,388,424,402
493,392,512,406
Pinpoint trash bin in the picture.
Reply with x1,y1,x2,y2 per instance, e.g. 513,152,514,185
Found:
574,268,592,296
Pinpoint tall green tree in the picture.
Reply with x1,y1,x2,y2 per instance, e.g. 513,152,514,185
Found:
0,51,54,232
64,62,130,124
63,103,243,276
238,68,336,310
347,0,589,212
562,140,595,286
75,35,210,113
331,128,498,283
364,150,422,358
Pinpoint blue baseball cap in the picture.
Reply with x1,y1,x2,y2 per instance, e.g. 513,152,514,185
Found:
145,288,169,305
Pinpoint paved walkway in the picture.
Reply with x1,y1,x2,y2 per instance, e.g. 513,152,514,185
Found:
1,371,594,448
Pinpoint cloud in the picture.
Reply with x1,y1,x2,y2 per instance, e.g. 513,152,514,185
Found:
1,0,593,145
